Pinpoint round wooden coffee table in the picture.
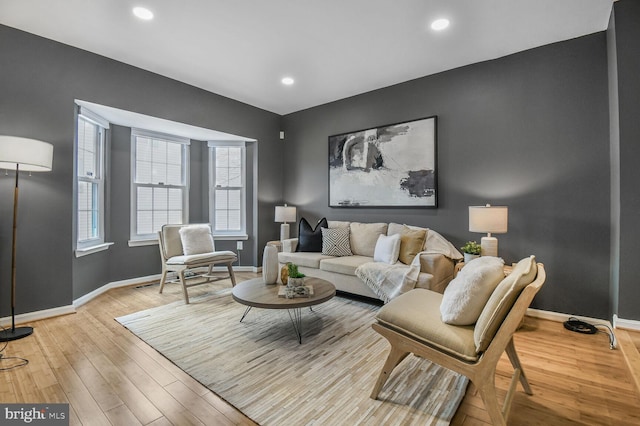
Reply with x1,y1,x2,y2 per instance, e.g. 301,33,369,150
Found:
232,277,336,343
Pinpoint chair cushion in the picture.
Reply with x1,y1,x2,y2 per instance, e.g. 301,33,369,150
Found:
166,251,237,266
350,222,388,256
179,224,214,255
440,257,505,325
376,289,478,362
373,234,401,264
296,217,327,252
321,227,353,257
278,252,334,269
320,255,373,275
474,255,537,353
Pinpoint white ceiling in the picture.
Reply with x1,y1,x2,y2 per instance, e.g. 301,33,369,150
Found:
1,0,613,115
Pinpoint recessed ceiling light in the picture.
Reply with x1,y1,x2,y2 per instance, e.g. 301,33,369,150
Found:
281,77,295,86
133,6,154,20
431,18,450,31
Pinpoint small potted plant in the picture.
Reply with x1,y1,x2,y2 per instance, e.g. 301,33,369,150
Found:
287,263,306,287
460,241,481,263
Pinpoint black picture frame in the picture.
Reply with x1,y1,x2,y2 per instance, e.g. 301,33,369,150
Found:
328,115,437,208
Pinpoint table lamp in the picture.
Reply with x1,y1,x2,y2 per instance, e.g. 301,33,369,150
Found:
469,204,508,257
0,136,54,342
275,204,296,241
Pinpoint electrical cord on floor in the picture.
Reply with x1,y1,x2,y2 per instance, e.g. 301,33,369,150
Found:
563,317,617,350
0,325,29,370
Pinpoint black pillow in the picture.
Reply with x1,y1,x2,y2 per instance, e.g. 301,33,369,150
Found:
296,217,328,252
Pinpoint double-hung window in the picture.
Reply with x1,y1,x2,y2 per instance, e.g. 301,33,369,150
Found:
131,129,189,243
209,141,247,239
76,108,108,254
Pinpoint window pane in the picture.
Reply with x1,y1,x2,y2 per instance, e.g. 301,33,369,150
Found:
228,210,241,230
78,181,98,241
152,161,167,184
168,210,182,224
228,167,242,187
216,147,229,168
153,211,168,233
137,211,153,235
152,140,167,165
167,164,182,185
228,190,241,209
228,147,241,168
153,187,168,210
216,189,228,209
215,210,228,231
78,119,98,178
216,168,229,187
168,188,182,210
136,160,152,183
137,187,153,211
167,143,182,164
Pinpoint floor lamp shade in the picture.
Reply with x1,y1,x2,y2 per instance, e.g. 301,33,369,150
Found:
0,136,54,342
0,136,54,171
469,205,508,257
275,204,296,241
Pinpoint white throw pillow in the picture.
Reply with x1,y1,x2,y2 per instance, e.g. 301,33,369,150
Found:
440,256,505,325
179,225,215,255
373,234,401,264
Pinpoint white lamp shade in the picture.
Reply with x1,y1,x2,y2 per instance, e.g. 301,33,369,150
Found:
469,205,508,234
275,205,296,223
0,136,54,172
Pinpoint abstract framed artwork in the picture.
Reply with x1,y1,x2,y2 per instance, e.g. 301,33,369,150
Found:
328,116,437,208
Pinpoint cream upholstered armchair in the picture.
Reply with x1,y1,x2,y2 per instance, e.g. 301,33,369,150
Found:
370,256,546,426
158,224,237,303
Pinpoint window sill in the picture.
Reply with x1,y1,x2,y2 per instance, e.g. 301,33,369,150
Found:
212,234,248,241
128,239,159,247
75,242,114,258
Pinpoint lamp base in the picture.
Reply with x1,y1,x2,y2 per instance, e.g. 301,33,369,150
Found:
480,236,498,257
280,223,290,241
0,326,33,342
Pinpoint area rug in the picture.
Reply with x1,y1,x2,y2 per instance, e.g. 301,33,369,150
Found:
116,285,468,425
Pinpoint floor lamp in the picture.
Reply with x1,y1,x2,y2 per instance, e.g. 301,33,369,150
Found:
0,136,54,342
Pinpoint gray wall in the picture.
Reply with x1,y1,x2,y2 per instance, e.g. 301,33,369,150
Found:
282,33,611,319
614,0,640,321
0,24,283,312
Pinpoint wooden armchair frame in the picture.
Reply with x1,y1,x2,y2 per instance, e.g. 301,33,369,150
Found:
158,224,237,304
371,264,546,426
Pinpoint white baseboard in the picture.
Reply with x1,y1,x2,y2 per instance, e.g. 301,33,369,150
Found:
73,273,163,308
614,315,640,331
0,305,76,328
526,308,613,328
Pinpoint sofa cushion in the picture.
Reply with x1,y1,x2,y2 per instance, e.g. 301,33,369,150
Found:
350,222,388,256
474,255,537,353
278,251,334,269
376,289,478,362
321,227,353,257
179,224,214,255
320,255,373,276
328,220,350,229
296,217,328,252
373,234,401,264
440,257,505,325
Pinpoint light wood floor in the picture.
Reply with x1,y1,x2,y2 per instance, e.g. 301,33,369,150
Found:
1,273,639,425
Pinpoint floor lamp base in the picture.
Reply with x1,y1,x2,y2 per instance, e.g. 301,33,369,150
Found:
0,326,33,342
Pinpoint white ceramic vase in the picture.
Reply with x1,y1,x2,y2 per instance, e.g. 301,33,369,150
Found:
262,244,278,284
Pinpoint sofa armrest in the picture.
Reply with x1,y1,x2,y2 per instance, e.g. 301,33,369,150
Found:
282,238,298,253
416,253,455,293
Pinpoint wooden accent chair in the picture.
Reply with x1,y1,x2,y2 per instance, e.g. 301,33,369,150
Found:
158,224,237,303
370,257,546,426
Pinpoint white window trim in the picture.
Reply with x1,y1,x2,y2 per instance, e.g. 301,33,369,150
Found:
76,109,112,254
208,141,247,239
130,128,190,242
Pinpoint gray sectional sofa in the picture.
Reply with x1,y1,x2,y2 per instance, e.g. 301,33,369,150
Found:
277,221,462,301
